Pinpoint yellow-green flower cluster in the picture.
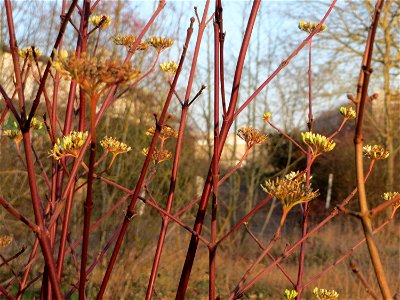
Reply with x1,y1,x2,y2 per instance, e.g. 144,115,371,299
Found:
142,147,172,163
51,51,140,96
262,171,319,211
313,287,339,300
237,127,268,148
339,106,356,119
148,36,174,52
2,118,42,143
382,192,399,209
160,61,178,75
89,15,111,29
113,34,136,47
302,132,336,156
100,136,131,156
113,34,150,51
298,21,327,34
363,145,389,160
146,125,178,140
30,117,43,130
3,128,22,143
284,289,298,300
18,47,42,60
262,112,271,121
0,235,13,248
49,131,88,160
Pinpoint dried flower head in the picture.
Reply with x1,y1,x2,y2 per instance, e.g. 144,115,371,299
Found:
18,47,42,60
142,147,172,163
262,112,271,121
262,171,319,211
89,15,111,29
363,145,389,160
100,136,131,156
148,36,174,51
339,106,356,119
160,61,178,75
237,127,268,148
0,235,13,248
313,287,339,300
51,51,140,97
302,132,336,156
284,289,298,300
49,131,88,160
382,192,400,209
298,21,327,34
146,125,178,140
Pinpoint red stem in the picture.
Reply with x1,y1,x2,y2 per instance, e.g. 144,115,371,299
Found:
295,37,313,300
145,18,196,300
21,131,63,299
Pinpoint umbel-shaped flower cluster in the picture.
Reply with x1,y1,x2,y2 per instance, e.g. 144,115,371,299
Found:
339,106,356,119
262,171,319,212
313,287,339,300
363,144,390,160
3,118,43,144
146,125,178,140
89,15,111,29
0,235,13,248
298,21,327,34
49,131,88,160
142,147,172,164
51,51,140,98
284,289,298,300
18,47,42,60
302,132,336,157
382,192,400,209
147,36,174,52
100,136,131,156
113,34,150,51
237,127,268,148
160,61,178,75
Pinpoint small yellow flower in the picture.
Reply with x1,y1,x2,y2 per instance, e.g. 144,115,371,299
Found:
363,145,389,160
302,132,335,156
0,235,13,248
284,289,298,300
100,136,131,156
298,21,327,34
339,106,356,119
237,127,268,148
148,36,174,52
49,131,88,160
89,15,111,29
142,147,172,163
262,112,271,121
146,125,178,140
262,171,319,211
160,61,178,75
313,287,339,300
382,192,399,209
18,47,42,60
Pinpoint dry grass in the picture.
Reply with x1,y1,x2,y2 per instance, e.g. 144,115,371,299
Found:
81,213,400,299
